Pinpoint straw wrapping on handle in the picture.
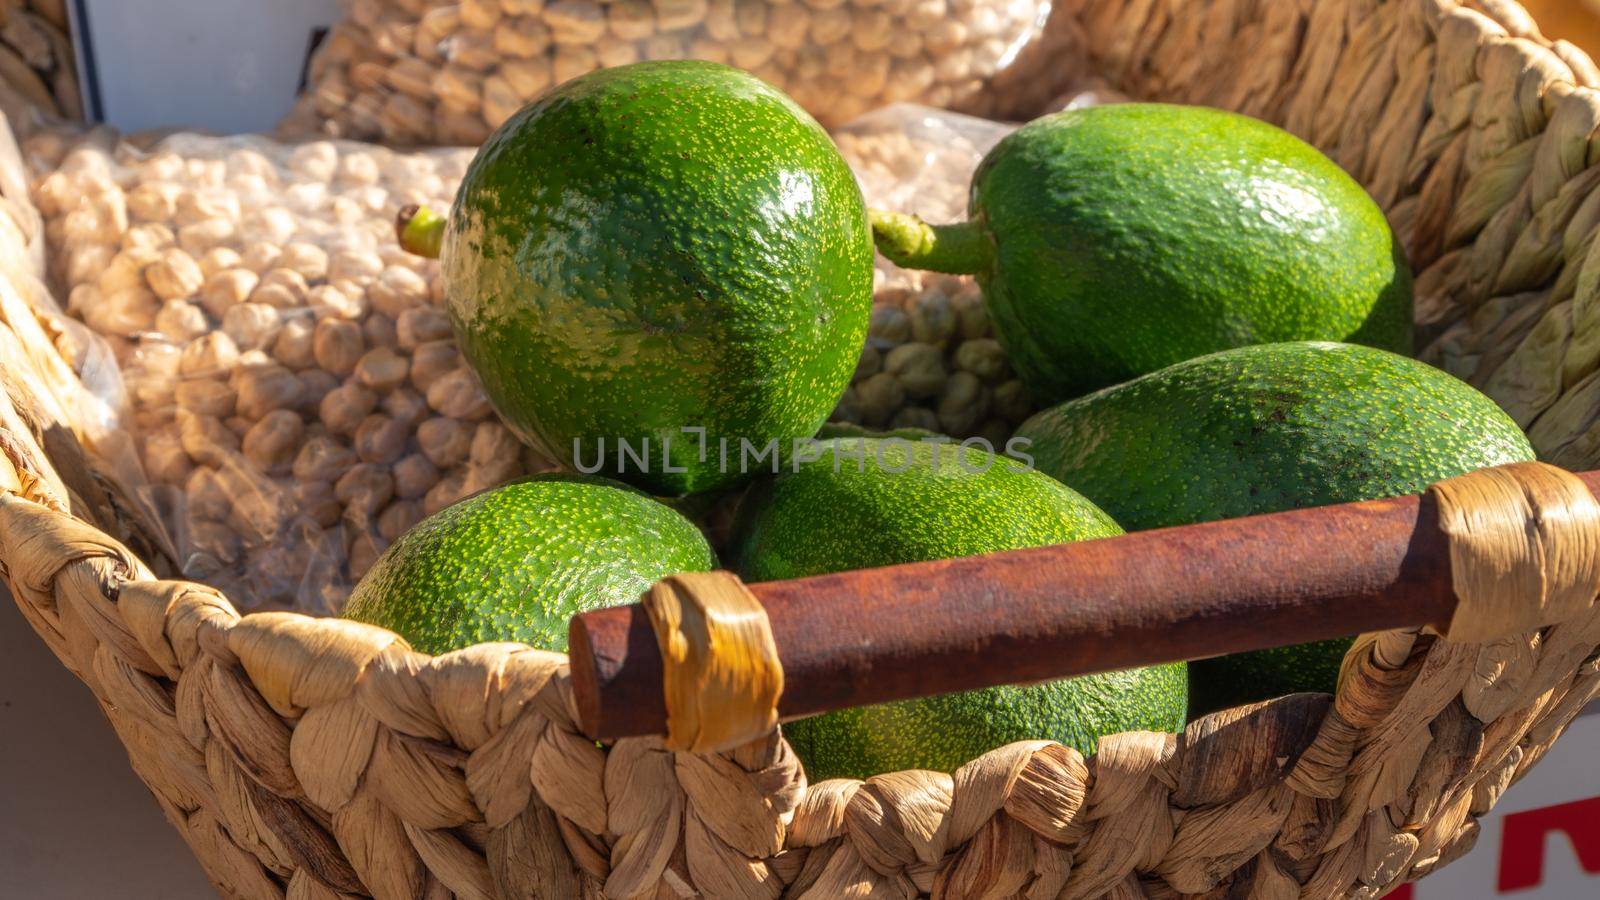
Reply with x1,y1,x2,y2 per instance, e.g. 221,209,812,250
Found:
1430,462,1600,643
642,571,784,754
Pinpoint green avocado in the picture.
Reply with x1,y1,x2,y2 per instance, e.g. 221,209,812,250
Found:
872,104,1414,402
732,438,1187,780
1014,342,1535,714
421,60,874,495
341,474,715,655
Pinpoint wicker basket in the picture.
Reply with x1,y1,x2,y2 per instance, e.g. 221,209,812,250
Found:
3,1,1600,897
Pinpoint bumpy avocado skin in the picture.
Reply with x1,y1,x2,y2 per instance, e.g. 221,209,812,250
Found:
443,61,873,495
341,474,716,655
732,439,1188,781
1015,342,1535,713
973,104,1413,402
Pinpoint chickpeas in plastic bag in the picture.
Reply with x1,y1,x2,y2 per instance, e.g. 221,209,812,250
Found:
26,128,552,614
22,100,1113,616
282,0,1071,145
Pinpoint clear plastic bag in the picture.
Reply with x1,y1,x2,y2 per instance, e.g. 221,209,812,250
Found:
282,0,1061,145
20,102,1102,616
25,127,553,614
831,104,1030,442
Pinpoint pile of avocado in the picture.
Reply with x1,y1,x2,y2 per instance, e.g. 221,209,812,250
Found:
349,61,1533,781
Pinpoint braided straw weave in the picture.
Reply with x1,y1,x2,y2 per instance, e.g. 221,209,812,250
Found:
3,1,1600,897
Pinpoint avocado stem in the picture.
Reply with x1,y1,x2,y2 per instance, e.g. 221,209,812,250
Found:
396,204,446,259
869,210,984,276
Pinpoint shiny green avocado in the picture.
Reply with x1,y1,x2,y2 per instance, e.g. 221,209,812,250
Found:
872,104,1414,402
732,438,1187,780
341,474,715,655
436,61,873,495
1015,342,1535,714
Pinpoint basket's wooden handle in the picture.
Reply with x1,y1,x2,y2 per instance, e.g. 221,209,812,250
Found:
567,468,1600,743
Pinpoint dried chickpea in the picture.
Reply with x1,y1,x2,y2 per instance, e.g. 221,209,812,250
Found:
308,283,366,320
192,520,246,568
143,428,193,484
293,434,359,483
242,207,297,246
396,306,452,349
185,467,233,521
145,248,205,301
180,332,241,379
348,531,388,580
329,248,384,282
280,242,330,280
954,337,1008,382
222,302,282,351
200,269,259,318
86,286,160,337
242,409,306,471
354,414,409,465
179,412,242,466
156,300,210,341
991,379,1031,424
355,346,409,392
363,312,399,349
235,364,306,420
299,369,341,413
294,479,345,528
884,342,947,399
854,372,906,427
175,378,237,418
408,340,459,391
252,267,310,308
417,416,472,468
320,381,378,435
177,217,236,255
336,463,396,518
422,469,471,516
199,246,244,279
936,371,987,435
425,366,494,419
240,241,283,274
369,265,430,316
392,453,441,500
272,316,318,370
383,387,429,426
313,318,366,375
377,500,425,542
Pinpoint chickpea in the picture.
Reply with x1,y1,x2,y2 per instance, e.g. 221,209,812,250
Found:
355,346,409,392
392,453,442,500
354,414,409,465
408,340,459,392
155,300,210,341
272,315,318,370
234,364,306,419
177,332,239,379
377,500,425,542
417,416,472,468
242,409,306,471
336,463,396,518
313,318,365,375
222,302,282,351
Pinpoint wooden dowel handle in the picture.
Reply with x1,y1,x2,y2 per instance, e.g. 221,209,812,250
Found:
568,471,1600,743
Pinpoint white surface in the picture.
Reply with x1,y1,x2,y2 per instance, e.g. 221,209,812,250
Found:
0,587,213,898
76,0,341,134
